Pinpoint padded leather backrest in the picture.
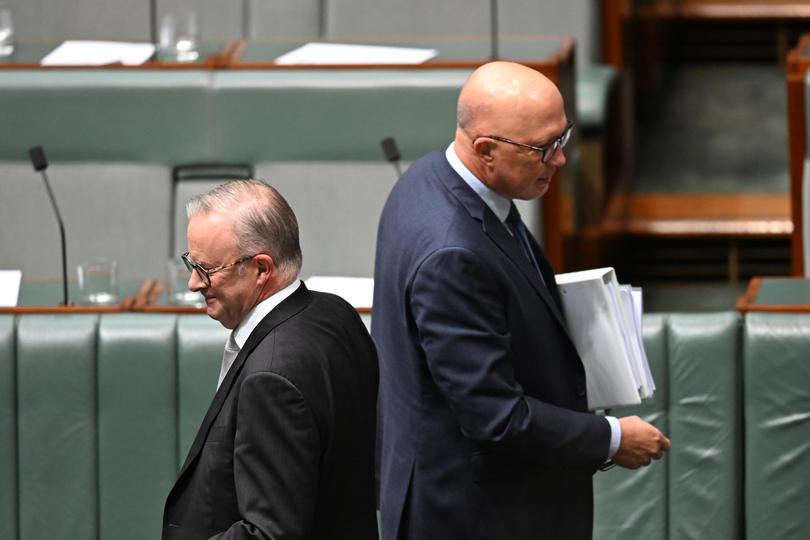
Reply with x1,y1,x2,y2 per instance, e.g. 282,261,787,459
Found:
0,315,16,540
4,0,149,43
210,69,468,162
0,70,212,163
744,313,810,540
176,314,227,461
667,312,742,540
16,314,99,540
325,0,600,66
98,314,179,540
0,163,172,281
593,313,669,540
248,0,322,39
325,0,490,37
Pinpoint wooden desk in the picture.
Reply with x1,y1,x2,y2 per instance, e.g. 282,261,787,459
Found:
786,34,810,275
0,279,159,314
223,35,577,270
0,41,237,69
736,275,810,312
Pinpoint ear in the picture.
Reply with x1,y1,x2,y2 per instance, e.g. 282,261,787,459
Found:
253,253,276,285
472,136,497,164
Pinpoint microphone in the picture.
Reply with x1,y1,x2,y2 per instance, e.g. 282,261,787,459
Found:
28,146,70,306
380,137,403,178
490,0,499,60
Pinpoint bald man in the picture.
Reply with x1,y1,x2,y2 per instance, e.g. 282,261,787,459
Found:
372,62,669,540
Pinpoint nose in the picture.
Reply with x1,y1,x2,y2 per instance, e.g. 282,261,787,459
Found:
549,146,567,168
188,269,206,292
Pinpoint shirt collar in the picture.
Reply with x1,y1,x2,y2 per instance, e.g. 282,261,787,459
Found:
445,142,511,223
231,279,301,348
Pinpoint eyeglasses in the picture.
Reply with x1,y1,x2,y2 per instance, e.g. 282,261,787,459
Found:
485,121,574,164
181,252,256,288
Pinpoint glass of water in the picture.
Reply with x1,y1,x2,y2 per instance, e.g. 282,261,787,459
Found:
158,11,199,62
0,4,14,58
77,258,119,306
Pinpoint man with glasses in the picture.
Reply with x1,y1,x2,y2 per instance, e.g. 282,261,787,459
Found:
163,179,379,540
372,61,669,540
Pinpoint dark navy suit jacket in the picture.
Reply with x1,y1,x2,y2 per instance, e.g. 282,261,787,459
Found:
372,151,611,540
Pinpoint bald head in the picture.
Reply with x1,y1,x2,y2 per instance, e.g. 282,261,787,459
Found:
457,61,564,141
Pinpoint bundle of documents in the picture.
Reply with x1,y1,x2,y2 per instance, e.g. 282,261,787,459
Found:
555,267,655,410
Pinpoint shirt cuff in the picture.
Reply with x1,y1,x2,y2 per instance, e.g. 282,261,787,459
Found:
605,415,621,459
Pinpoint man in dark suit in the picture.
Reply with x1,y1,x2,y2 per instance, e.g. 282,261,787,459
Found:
162,179,379,540
372,61,670,540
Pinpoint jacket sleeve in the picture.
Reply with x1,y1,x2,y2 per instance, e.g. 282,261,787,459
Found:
410,246,610,468
213,371,319,540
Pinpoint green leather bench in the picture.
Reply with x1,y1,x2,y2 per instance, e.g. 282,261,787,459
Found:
744,313,810,539
594,312,743,540
0,313,227,540
7,309,807,540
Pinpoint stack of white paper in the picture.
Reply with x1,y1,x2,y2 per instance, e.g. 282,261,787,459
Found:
274,42,437,65
304,276,373,310
41,40,156,66
555,267,655,410
0,270,22,307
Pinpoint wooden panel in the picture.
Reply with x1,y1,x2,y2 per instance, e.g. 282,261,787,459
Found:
602,194,791,237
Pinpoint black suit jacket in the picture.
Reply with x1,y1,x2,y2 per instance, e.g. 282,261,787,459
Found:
163,283,379,540
372,151,611,540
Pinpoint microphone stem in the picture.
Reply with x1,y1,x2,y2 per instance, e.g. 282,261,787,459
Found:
41,170,69,306
490,0,498,61
393,161,402,178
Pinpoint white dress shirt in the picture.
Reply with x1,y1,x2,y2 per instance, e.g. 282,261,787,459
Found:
216,279,301,389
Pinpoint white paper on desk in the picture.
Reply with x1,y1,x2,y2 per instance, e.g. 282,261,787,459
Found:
274,42,437,65
304,276,373,309
555,267,650,410
41,40,156,66
0,270,22,307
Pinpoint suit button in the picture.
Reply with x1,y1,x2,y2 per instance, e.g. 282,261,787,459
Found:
576,386,586,397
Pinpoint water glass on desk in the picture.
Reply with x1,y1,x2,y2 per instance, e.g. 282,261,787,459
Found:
158,11,199,62
0,4,14,58
77,258,119,306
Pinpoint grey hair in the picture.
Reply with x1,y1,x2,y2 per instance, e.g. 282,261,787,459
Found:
186,179,303,284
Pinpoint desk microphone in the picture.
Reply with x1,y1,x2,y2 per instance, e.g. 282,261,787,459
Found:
28,146,70,306
490,0,499,60
380,137,403,178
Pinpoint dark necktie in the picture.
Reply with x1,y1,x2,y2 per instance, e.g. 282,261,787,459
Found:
506,203,545,284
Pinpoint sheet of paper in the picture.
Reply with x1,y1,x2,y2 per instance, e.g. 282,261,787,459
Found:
41,40,156,66
275,42,437,65
304,276,373,309
0,270,22,307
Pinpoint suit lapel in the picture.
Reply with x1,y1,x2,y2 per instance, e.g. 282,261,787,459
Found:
433,156,571,336
176,282,313,478
480,210,569,332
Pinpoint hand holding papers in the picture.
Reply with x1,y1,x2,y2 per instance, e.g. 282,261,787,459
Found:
555,267,655,410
